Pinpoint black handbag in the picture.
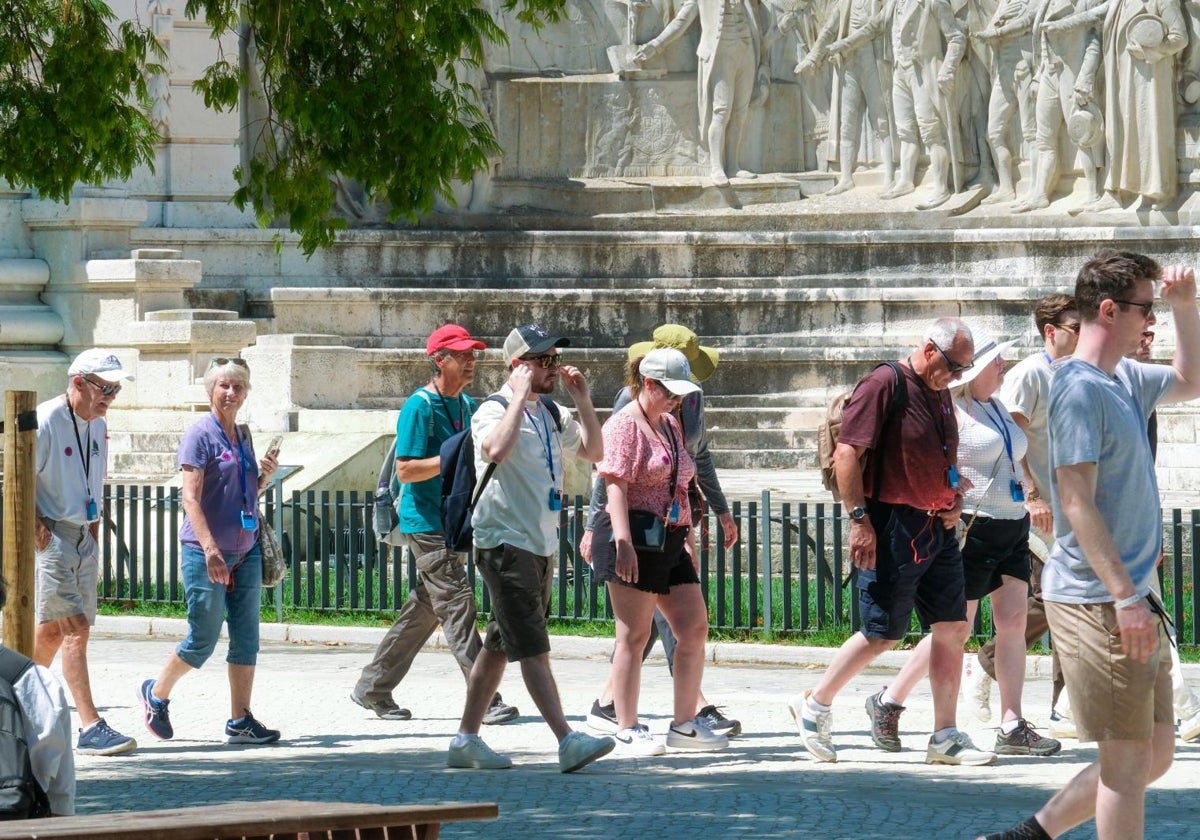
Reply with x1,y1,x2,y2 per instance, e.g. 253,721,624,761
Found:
627,509,667,553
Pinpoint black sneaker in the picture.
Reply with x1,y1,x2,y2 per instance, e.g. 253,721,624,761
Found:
139,678,173,740
483,693,519,725
865,689,904,752
697,704,742,738
586,699,618,734
225,709,281,744
995,719,1062,756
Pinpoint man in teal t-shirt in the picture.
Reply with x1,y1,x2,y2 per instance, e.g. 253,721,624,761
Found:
352,324,517,725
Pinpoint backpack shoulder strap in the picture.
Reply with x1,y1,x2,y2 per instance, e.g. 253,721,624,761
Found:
0,648,33,686
537,396,563,432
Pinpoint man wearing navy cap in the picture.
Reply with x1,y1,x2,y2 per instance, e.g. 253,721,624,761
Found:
34,349,137,756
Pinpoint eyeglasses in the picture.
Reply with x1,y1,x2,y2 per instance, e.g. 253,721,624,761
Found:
931,341,974,374
448,349,482,362
522,353,562,370
82,377,122,397
209,357,250,370
1112,298,1155,318
1054,321,1080,333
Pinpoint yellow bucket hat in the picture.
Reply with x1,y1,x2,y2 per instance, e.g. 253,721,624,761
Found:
628,324,719,382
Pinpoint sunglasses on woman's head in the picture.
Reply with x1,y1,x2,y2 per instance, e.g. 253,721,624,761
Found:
209,357,250,370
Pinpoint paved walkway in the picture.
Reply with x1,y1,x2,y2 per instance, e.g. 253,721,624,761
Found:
71,617,1198,839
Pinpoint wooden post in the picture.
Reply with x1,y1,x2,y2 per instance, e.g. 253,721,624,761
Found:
3,391,38,657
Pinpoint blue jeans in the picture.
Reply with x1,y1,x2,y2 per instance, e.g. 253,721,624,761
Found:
176,542,262,668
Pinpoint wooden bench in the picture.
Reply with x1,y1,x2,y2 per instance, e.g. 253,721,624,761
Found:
0,799,498,840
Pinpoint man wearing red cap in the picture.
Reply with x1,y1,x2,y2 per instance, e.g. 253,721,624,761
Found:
352,324,517,725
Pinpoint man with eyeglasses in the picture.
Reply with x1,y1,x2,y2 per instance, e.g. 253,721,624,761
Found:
962,294,1079,736
32,349,137,756
791,317,996,766
352,324,518,725
978,250,1200,840
448,323,615,773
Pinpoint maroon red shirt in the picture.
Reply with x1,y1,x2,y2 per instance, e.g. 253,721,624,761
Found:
838,362,959,512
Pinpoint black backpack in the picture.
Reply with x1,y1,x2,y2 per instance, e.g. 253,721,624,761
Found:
440,394,562,552
0,648,51,820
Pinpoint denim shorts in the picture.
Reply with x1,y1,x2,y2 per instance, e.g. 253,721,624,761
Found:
176,541,263,668
856,500,967,640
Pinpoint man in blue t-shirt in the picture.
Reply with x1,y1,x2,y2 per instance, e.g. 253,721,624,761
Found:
979,251,1200,840
352,325,517,725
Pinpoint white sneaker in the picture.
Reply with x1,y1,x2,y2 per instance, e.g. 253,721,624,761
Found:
447,734,512,769
1178,709,1200,743
925,729,997,766
962,654,992,723
613,724,665,756
558,730,615,773
666,717,729,751
1048,710,1077,740
788,689,836,763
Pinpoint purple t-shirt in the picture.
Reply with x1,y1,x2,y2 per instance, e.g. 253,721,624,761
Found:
178,416,260,555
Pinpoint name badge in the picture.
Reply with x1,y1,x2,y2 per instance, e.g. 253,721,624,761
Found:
1010,479,1025,503
240,510,256,531
547,488,562,512
86,498,98,522
668,499,681,524
947,464,960,490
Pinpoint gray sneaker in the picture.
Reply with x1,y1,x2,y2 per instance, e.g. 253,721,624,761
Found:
994,719,1062,756
77,718,137,756
925,729,997,766
558,731,615,773
483,693,519,725
351,690,412,721
447,734,512,770
865,689,904,753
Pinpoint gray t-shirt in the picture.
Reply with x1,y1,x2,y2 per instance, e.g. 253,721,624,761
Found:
1043,357,1174,603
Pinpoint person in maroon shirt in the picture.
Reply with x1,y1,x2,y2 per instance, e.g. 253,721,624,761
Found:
788,317,997,766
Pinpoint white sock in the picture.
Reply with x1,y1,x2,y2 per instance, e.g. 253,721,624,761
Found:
451,733,474,747
1000,719,1021,735
807,694,831,713
881,690,903,708
672,720,696,733
932,726,956,743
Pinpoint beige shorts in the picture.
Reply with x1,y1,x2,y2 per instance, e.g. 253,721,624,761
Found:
1045,599,1172,742
36,521,99,625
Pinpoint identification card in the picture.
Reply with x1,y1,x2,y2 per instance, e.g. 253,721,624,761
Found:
947,464,960,490
668,499,681,524
240,510,256,531
548,488,562,512
85,498,98,522
1010,479,1025,503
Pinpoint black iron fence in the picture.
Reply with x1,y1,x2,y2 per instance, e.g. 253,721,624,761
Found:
4,481,1196,646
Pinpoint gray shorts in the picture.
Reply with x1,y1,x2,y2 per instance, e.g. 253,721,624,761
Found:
36,520,99,624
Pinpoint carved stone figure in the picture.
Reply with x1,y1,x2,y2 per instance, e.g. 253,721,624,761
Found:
974,0,1037,203
636,0,770,186
1086,0,1188,210
796,0,896,194
886,0,967,207
1012,0,1106,211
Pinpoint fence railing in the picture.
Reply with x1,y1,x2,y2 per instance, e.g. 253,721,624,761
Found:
4,482,1197,646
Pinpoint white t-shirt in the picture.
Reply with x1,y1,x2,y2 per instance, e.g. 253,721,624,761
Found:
471,386,583,557
35,396,107,526
997,351,1055,497
955,395,1029,520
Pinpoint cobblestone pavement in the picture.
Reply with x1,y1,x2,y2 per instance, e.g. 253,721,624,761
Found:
74,620,1199,840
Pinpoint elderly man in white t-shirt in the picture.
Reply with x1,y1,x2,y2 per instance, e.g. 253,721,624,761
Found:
446,323,614,774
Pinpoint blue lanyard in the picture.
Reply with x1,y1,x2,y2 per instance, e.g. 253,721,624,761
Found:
210,414,252,512
523,404,557,485
974,399,1016,476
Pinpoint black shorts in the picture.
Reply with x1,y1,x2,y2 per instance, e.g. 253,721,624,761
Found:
857,500,967,640
474,544,554,662
589,510,698,595
960,514,1031,601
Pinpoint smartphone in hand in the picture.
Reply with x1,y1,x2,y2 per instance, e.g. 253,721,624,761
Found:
265,435,283,459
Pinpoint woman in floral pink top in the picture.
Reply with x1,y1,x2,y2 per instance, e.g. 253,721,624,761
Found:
591,349,729,756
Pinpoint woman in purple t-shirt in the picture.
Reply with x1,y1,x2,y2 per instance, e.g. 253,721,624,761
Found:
136,358,282,745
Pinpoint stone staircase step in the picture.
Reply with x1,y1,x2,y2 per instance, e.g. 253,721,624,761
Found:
710,448,812,470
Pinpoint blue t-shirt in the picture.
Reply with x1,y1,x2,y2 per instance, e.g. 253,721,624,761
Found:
397,387,478,534
179,415,260,555
1043,357,1174,603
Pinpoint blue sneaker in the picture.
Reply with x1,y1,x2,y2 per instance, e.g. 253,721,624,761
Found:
139,679,173,740
77,718,137,756
225,709,280,744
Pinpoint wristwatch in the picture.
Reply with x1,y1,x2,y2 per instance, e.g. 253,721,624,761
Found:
849,506,868,522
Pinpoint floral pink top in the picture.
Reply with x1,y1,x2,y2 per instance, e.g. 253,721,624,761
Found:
598,410,696,527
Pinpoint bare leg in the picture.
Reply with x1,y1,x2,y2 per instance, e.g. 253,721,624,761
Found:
151,652,194,701
516,653,572,741
59,625,100,726
655,583,708,726
928,619,969,730
229,664,255,719
607,583,657,729
812,632,899,706
459,647,508,735
991,577,1029,723
884,633,932,705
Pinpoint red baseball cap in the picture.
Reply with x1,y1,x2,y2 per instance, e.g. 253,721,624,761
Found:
426,324,486,356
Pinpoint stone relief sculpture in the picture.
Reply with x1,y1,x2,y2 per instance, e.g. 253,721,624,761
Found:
795,0,897,194
887,0,967,207
974,0,1037,203
635,0,771,186
1088,0,1188,210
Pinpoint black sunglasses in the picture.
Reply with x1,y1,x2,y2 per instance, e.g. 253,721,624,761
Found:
1112,298,1155,318
83,376,122,397
931,341,974,374
522,353,562,370
209,357,250,370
